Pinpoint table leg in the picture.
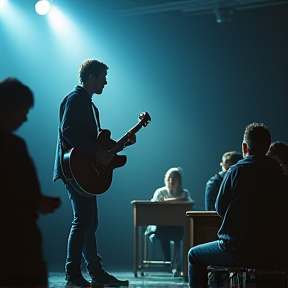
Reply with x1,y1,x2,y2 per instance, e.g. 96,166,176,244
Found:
133,218,138,277
183,216,192,282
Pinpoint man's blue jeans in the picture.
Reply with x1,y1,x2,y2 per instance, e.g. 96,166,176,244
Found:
188,240,242,288
65,181,103,276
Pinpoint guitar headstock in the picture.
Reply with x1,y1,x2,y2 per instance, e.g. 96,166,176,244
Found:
138,111,151,127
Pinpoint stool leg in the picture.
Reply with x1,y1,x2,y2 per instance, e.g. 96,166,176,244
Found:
230,271,241,288
242,271,246,288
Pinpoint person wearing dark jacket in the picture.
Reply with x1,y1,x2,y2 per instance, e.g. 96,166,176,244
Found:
205,151,242,211
0,78,61,288
53,59,135,287
188,122,288,288
267,141,288,179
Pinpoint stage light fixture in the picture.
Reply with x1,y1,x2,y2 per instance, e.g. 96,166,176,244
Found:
35,0,51,15
0,0,5,10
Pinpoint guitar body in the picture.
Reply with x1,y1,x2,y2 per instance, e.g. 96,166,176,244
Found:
61,111,151,196
61,130,127,196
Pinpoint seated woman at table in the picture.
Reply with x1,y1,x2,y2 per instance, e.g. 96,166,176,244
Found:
145,167,193,277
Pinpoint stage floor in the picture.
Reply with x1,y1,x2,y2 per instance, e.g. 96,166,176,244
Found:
48,271,188,287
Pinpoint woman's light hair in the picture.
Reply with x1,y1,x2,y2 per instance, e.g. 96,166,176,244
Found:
164,167,183,184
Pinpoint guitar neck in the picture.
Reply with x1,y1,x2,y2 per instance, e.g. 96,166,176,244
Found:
109,122,143,154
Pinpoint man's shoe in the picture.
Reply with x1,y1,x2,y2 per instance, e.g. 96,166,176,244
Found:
65,274,91,287
91,270,129,287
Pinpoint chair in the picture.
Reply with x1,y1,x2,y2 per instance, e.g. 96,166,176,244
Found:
139,227,179,276
139,230,172,276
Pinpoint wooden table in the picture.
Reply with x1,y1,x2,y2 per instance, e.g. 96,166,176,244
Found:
131,200,195,278
183,211,222,281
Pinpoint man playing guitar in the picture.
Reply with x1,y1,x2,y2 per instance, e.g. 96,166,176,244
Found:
53,59,135,287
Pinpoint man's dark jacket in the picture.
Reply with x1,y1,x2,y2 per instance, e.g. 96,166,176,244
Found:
53,85,101,182
216,155,288,269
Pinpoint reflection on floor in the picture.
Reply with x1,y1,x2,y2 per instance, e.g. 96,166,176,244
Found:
48,271,188,288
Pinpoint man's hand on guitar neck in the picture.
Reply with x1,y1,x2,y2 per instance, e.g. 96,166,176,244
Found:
95,146,114,166
125,132,137,147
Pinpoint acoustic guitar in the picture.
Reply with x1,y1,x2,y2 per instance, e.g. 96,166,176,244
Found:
61,111,151,196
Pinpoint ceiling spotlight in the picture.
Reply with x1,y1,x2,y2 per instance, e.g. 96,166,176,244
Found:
35,0,51,15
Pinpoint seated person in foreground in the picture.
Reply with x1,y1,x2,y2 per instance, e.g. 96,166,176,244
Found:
187,122,288,288
0,77,61,288
205,151,242,211
146,167,193,277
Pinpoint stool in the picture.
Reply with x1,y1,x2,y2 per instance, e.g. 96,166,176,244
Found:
207,266,288,288
207,266,252,288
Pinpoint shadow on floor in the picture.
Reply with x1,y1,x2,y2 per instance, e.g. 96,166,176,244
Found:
48,271,188,288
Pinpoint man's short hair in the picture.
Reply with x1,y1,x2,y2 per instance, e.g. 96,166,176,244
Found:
222,151,243,166
0,77,34,112
243,122,271,155
267,141,288,165
79,59,108,83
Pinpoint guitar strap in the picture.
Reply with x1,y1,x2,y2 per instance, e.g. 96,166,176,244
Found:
91,102,102,132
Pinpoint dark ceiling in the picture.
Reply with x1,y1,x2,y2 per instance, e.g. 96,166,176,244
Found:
74,0,288,22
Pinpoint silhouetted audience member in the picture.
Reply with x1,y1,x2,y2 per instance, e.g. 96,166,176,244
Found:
252,140,288,287
0,78,61,288
267,141,288,178
188,122,288,288
205,151,243,211
205,152,243,288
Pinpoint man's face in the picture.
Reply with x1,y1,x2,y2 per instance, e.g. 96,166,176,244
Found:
220,159,230,172
93,70,107,95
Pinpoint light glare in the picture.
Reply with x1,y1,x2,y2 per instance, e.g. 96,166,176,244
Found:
35,0,51,15
0,0,5,10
